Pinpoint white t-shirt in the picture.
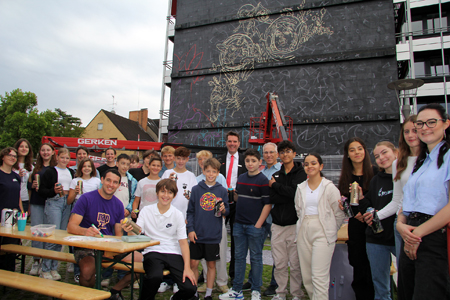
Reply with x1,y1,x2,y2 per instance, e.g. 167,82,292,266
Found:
305,179,323,215
114,176,130,209
136,203,187,255
69,177,101,201
161,169,197,219
14,162,33,201
56,167,72,190
135,177,160,210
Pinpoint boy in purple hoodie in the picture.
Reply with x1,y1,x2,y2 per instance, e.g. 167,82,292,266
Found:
187,158,229,300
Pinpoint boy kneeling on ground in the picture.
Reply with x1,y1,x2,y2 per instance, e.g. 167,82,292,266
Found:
122,179,196,300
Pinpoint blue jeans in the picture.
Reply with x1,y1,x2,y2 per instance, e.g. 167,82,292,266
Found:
30,204,45,260
366,242,396,300
232,222,266,292
42,195,71,272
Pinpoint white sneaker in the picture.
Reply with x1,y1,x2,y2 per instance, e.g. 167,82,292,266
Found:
67,263,74,273
251,290,261,300
173,283,179,293
50,270,61,281
101,278,111,287
219,289,244,300
74,274,80,283
29,261,40,276
272,295,286,300
133,281,139,289
158,282,171,293
40,271,53,280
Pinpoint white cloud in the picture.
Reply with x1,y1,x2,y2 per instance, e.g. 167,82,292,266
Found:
0,0,169,126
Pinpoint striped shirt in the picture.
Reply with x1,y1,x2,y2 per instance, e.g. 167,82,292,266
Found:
235,172,270,225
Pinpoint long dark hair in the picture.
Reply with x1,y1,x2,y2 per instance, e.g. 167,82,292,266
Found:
31,143,57,178
394,115,417,181
305,152,324,177
412,103,450,174
75,158,96,178
338,137,374,196
13,138,34,171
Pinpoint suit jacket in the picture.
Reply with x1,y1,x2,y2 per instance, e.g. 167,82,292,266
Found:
218,151,247,180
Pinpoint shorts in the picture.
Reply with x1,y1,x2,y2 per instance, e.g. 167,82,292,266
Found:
189,242,220,261
73,247,95,264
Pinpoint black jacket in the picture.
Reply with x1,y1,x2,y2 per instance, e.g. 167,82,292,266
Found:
38,167,75,199
217,151,247,183
270,162,307,226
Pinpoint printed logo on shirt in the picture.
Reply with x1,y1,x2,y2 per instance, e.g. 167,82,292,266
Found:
97,213,111,230
166,223,172,228
200,192,220,211
120,181,129,189
378,187,393,197
13,178,18,182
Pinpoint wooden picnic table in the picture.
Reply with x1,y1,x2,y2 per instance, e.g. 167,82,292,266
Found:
0,225,159,300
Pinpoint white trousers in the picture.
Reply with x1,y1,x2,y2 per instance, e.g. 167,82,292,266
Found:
297,215,335,300
201,218,228,286
271,223,303,298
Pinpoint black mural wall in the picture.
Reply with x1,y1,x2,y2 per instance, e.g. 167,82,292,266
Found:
169,0,399,154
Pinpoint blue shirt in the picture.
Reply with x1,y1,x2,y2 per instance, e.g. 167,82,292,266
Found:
403,141,450,216
196,173,227,188
261,162,281,180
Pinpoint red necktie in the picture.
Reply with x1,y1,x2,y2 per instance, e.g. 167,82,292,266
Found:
226,155,234,188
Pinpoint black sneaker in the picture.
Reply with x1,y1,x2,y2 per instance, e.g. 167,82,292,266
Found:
204,296,213,300
108,292,124,300
262,285,277,296
242,281,252,291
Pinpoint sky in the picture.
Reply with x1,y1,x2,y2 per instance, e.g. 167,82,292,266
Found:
0,0,171,126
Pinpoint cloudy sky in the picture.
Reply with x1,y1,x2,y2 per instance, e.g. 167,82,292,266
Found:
0,0,171,126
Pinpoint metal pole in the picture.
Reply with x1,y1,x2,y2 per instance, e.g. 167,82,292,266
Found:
159,0,173,142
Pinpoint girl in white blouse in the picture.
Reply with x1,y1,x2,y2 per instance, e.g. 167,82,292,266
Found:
295,153,345,300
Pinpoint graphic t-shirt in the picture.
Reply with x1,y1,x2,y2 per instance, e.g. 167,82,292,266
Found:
161,169,197,219
69,177,101,202
135,177,160,210
114,176,130,210
71,190,124,236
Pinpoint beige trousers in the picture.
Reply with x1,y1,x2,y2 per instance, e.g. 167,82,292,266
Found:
271,223,304,298
201,218,228,286
297,215,335,300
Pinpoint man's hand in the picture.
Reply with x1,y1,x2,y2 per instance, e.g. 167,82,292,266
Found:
85,226,100,237
121,222,134,233
124,209,130,217
188,231,197,244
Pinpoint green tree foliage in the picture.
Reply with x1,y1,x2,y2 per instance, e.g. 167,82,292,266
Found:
0,89,84,152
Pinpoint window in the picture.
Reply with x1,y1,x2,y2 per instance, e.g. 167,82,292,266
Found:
97,123,103,130
411,7,448,36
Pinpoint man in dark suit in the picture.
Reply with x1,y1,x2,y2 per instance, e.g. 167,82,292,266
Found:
217,131,247,281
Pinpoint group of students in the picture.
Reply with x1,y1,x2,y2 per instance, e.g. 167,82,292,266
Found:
1,103,450,300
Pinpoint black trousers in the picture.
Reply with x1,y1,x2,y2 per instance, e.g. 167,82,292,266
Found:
141,252,196,300
398,217,450,300
347,218,375,300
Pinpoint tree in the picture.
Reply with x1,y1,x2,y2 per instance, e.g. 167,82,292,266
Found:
0,89,84,152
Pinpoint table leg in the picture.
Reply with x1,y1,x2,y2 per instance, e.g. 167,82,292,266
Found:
130,251,135,300
94,250,103,289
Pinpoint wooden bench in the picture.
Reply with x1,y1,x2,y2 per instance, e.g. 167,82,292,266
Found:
102,261,170,276
0,269,111,300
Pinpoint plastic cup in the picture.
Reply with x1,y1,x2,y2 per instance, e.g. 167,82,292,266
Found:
17,219,26,231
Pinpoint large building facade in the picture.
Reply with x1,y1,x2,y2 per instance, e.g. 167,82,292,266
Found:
165,0,400,154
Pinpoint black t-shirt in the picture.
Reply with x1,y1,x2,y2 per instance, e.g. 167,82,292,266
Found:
96,164,118,179
0,169,21,212
128,167,149,181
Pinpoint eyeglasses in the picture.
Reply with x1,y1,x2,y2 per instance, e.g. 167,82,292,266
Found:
414,118,446,129
6,154,17,159
263,151,277,155
279,150,293,155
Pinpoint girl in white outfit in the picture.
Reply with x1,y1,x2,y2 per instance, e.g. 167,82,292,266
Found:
295,153,345,300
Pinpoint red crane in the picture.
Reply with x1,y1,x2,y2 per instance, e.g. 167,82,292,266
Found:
248,92,293,145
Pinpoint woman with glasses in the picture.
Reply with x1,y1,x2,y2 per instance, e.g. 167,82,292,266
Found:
295,152,345,300
337,137,377,300
0,147,22,271
397,103,450,299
